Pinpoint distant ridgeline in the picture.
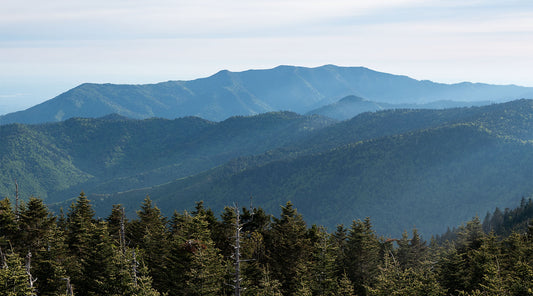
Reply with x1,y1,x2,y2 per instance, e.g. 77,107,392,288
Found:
1,193,533,295
2,65,533,124
4,100,533,237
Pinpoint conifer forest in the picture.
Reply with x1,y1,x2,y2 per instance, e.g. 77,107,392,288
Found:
1,193,533,296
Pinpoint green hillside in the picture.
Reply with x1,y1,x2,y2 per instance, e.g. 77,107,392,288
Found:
5,99,533,237
97,100,533,237
0,112,334,203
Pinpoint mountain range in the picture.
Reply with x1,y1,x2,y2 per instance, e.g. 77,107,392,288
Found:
86,99,533,236
4,65,533,237
3,99,533,236
0,112,333,204
2,65,533,124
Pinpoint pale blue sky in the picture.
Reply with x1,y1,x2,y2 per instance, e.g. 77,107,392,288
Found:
2,0,533,114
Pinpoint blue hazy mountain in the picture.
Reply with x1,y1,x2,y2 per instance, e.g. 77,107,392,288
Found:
2,65,533,124
306,95,492,120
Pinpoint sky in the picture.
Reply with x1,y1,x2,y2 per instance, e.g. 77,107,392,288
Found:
2,0,533,114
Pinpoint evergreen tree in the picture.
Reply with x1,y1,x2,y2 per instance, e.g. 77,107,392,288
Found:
336,272,355,296
396,229,428,271
332,225,349,277
344,218,381,296
308,226,339,296
0,249,35,296
368,250,444,296
106,204,128,250
78,221,115,296
64,192,96,295
438,217,487,294
266,202,311,296
500,232,533,295
167,210,225,295
182,211,225,296
244,265,282,296
131,259,161,296
131,197,169,292
16,197,56,251
32,222,70,296
0,198,17,248
65,192,95,256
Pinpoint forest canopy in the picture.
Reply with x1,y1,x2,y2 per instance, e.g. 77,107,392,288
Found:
1,193,533,295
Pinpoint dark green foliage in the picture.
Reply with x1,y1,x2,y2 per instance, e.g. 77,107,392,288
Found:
2,195,533,295
8,100,533,238
65,192,95,257
0,198,17,247
0,111,333,204
482,198,533,236
16,197,56,251
0,250,35,296
266,202,311,296
343,218,381,296
307,226,341,296
105,99,533,237
78,221,115,296
130,197,170,293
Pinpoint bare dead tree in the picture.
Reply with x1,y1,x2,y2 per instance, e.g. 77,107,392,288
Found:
132,249,139,287
14,179,19,221
230,201,255,296
0,246,6,269
120,207,127,254
62,277,74,296
25,251,37,295
234,205,243,296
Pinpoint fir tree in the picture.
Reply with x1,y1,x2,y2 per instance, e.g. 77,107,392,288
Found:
344,218,381,296
266,202,311,296
308,226,339,296
0,249,35,296
131,197,169,293
0,198,17,248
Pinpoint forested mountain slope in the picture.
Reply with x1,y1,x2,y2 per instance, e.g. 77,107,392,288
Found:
2,65,532,124
99,100,533,237
0,112,334,202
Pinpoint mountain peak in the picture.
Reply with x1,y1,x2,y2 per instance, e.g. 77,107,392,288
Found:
339,95,367,103
2,65,533,125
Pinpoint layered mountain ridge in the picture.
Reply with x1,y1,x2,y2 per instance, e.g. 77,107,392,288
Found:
4,65,533,237
2,65,533,124
3,99,533,236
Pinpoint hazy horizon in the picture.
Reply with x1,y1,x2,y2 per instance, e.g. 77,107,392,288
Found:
2,0,533,114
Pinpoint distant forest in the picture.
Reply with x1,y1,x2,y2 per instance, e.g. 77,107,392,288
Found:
1,193,533,296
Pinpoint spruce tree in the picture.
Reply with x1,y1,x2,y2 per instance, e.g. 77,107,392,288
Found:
131,197,169,293
308,226,339,296
0,198,17,247
180,211,225,296
32,223,70,296
0,249,35,296
266,202,310,296
64,192,96,295
65,192,95,256
344,218,381,296
78,221,115,296
244,265,282,296
17,197,56,251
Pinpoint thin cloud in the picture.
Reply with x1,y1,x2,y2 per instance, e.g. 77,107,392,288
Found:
1,0,533,112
